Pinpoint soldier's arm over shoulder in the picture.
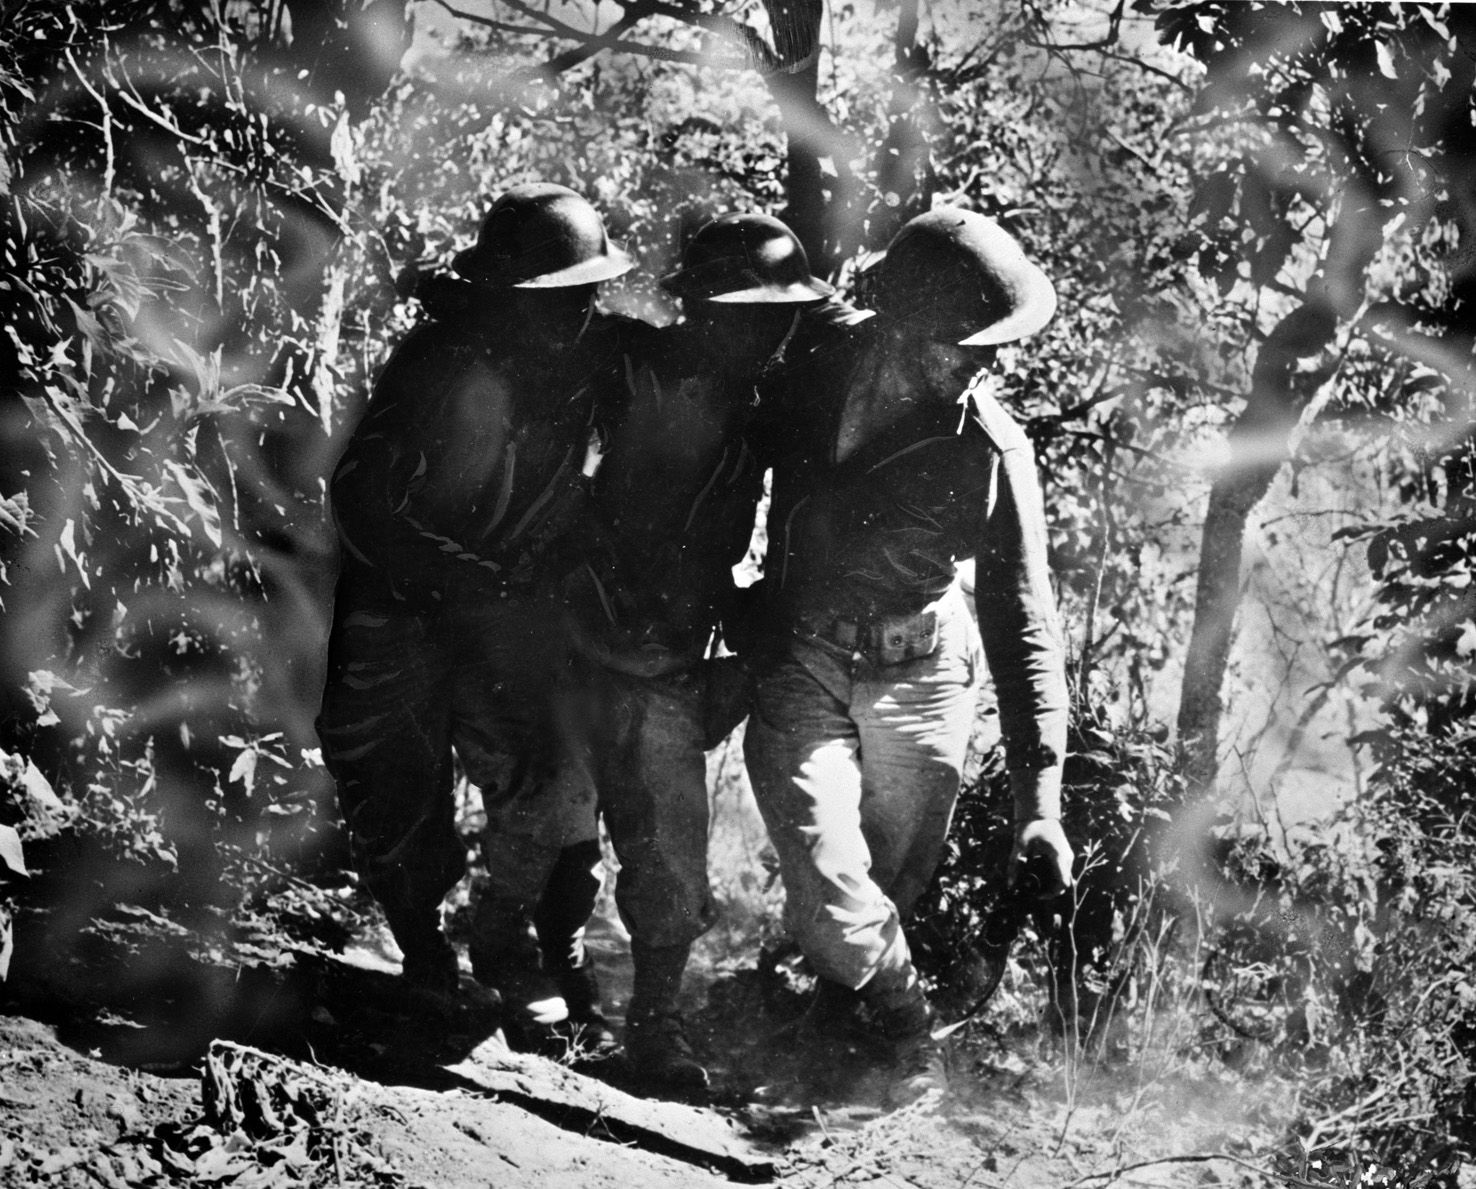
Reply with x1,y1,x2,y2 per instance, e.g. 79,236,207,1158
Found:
805,295,874,331
602,307,658,338
791,297,873,359
789,298,875,387
414,272,476,322
586,307,651,359
593,313,667,435
328,323,478,571
753,299,871,465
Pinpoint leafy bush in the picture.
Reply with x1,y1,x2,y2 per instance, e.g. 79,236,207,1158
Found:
0,5,378,977
911,691,1184,1039
1203,722,1476,1164
1336,481,1476,734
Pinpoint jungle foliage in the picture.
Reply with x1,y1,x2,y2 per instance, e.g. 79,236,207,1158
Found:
1,0,1475,1173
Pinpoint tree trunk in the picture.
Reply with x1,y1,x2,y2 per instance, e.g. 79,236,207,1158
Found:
867,0,936,252
1177,173,1388,793
766,54,824,267
1176,301,1338,792
281,0,412,119
759,0,857,275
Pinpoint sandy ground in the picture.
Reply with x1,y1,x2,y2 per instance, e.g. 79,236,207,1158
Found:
0,809,1290,1189
0,903,1276,1189
2,1006,1112,1189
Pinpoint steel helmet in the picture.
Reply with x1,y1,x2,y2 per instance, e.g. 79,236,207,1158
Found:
453,182,634,288
875,207,1057,345
660,213,835,304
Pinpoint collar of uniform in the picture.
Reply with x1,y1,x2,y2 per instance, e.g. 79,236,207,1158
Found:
959,372,1031,455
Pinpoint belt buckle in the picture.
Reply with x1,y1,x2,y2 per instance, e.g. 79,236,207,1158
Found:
875,608,940,665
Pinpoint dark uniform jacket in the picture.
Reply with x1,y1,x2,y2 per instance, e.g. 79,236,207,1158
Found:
563,321,767,675
329,304,625,611
754,301,1069,772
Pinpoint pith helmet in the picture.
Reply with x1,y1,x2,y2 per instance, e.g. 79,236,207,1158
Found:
875,207,1057,345
453,183,633,288
661,213,835,304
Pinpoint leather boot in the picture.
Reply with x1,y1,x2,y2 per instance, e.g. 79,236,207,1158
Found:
551,959,617,1055
625,941,708,1092
796,978,865,1043
381,900,459,998
868,979,948,1108
468,888,551,1014
536,843,615,1055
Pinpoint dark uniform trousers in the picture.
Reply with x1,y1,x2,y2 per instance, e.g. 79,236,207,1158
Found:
557,650,755,951
317,308,624,944
318,591,593,924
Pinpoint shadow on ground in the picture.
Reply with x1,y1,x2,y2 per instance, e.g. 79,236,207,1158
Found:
1,882,1104,1188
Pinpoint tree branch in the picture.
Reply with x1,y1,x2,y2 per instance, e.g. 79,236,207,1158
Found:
98,58,348,233
894,0,919,69
109,82,211,147
1095,48,1194,95
437,0,582,41
1176,298,1360,792
1023,0,1125,52
1065,1151,1280,1189
436,0,760,75
1056,429,1193,474
540,7,644,76
938,10,1028,86
64,48,116,197
633,0,770,48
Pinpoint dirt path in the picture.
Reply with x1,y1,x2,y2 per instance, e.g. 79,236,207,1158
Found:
2,1008,1094,1189
0,1013,739,1187
0,894,1260,1188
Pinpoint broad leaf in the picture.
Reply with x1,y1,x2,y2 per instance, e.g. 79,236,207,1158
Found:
229,747,258,797
0,824,25,878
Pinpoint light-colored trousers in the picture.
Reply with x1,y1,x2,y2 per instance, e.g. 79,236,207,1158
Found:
743,585,982,995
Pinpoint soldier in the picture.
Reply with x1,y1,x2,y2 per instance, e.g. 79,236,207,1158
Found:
744,207,1073,1106
317,183,631,1031
559,213,833,1091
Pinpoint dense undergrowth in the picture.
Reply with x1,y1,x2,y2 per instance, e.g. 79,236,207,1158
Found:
908,699,1476,1182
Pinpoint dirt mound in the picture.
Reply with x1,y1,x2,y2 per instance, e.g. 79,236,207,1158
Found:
0,1014,748,1187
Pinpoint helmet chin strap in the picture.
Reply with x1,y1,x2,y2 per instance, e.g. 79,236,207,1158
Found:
955,365,1006,432
572,298,596,344
760,308,803,373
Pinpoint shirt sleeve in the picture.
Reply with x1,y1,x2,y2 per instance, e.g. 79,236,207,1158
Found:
969,393,1070,778
328,328,480,594
752,301,871,470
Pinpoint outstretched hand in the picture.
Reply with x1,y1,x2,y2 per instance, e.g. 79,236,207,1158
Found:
1008,818,1074,899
